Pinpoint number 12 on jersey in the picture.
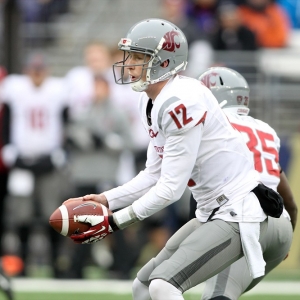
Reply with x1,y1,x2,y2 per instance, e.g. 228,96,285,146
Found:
168,104,193,129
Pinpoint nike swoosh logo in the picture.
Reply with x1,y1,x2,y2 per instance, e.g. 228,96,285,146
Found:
96,226,106,234
73,202,97,210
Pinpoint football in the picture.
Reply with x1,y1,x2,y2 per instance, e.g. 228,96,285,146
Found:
49,199,109,237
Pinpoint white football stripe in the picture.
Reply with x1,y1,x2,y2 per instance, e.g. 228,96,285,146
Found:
10,279,300,295
59,205,69,236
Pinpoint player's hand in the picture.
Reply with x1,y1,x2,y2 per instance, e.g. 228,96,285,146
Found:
82,193,109,208
70,213,113,244
63,193,109,208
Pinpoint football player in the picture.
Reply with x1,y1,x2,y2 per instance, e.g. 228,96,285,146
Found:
1,52,70,277
191,67,297,300
66,19,285,300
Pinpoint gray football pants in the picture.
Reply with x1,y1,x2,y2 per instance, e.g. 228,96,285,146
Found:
137,218,247,293
201,215,293,300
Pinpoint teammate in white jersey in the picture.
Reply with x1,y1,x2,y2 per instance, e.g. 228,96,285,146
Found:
192,67,296,300
66,19,284,300
0,53,70,277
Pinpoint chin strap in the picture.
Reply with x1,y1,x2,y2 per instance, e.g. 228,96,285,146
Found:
131,60,187,92
219,100,228,108
130,80,149,92
150,61,187,85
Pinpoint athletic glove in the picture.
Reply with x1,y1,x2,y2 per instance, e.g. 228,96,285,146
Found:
70,213,117,244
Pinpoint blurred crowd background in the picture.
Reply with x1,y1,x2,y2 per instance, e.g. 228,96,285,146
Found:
0,0,299,281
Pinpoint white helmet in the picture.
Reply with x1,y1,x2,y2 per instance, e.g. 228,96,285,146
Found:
198,67,250,116
113,18,188,92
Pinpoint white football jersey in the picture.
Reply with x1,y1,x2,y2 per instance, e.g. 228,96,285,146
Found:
0,75,69,157
226,112,280,191
105,75,265,223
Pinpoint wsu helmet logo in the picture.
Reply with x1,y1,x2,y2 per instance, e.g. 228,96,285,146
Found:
200,72,219,88
162,31,180,52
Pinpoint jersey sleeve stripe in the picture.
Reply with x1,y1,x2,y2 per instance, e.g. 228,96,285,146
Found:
194,111,207,127
158,96,180,130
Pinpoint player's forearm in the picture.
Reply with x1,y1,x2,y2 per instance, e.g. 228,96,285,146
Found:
285,204,298,231
277,171,298,231
109,188,177,230
104,169,159,211
132,186,177,220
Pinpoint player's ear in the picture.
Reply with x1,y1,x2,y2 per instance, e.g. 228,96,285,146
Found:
160,60,169,68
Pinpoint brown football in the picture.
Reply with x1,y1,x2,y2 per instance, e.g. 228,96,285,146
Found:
49,199,109,237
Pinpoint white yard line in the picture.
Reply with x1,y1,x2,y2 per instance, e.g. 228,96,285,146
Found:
11,279,300,295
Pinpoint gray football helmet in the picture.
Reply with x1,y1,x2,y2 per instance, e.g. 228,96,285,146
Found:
198,67,250,116
113,18,188,92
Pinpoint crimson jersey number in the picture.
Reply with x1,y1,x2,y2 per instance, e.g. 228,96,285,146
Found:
168,104,193,129
30,108,46,129
232,123,280,177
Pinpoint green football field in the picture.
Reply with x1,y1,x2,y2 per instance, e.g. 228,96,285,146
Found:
0,293,299,300
3,273,299,300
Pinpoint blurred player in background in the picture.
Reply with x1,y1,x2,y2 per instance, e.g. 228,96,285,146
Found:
65,18,285,300
65,41,113,121
67,73,134,211
65,41,139,187
0,52,71,277
189,67,297,300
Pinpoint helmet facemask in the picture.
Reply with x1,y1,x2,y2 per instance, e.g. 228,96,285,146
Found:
113,49,162,92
